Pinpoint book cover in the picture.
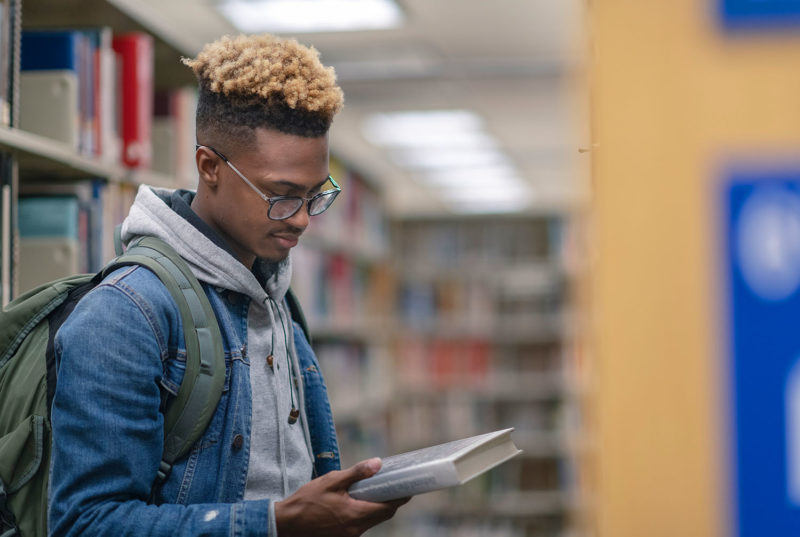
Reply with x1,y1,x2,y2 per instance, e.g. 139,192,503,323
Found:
347,428,522,502
21,30,81,72
112,32,153,169
17,195,82,292
20,30,84,150
152,87,197,186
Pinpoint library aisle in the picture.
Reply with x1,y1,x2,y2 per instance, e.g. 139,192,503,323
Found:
0,2,588,537
8,2,800,537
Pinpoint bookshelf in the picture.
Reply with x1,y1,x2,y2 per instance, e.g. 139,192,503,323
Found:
0,0,202,301
289,155,396,466
381,216,582,537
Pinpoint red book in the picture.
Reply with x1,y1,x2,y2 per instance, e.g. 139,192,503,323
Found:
112,33,153,169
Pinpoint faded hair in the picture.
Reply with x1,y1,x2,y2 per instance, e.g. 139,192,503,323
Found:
182,34,344,150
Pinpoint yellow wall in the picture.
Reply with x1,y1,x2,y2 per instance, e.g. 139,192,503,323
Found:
589,2,800,536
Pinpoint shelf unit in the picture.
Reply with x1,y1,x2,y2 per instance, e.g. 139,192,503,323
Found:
0,0,202,301
381,216,582,537
289,155,396,465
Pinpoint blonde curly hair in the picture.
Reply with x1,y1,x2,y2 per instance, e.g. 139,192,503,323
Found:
183,34,344,145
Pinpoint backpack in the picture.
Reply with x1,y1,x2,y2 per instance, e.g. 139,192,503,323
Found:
0,234,311,537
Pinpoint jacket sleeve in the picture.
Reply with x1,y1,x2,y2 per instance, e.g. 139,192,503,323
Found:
48,270,272,537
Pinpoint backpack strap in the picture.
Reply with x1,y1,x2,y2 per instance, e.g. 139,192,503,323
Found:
113,224,124,257
102,236,225,492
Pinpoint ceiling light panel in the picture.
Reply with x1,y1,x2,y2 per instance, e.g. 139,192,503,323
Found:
218,0,404,33
363,109,493,148
363,109,532,214
389,148,509,170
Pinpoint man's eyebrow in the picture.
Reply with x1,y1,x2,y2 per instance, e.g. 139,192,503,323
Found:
270,176,330,192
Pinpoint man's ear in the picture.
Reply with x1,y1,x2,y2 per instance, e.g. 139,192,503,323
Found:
196,146,221,189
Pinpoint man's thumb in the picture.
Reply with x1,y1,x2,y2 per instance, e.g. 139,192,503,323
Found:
340,457,382,487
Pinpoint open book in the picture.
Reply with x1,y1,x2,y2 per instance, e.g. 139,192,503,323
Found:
348,428,522,502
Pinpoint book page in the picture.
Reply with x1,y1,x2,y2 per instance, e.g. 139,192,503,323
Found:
377,430,505,474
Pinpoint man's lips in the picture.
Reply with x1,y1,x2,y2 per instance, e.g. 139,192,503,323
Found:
272,233,300,248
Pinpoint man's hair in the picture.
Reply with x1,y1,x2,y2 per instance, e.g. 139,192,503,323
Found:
182,34,344,149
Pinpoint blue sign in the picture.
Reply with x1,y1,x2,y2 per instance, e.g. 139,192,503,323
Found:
725,171,800,536
721,0,800,28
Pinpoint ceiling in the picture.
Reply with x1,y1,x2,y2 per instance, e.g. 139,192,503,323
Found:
108,0,589,217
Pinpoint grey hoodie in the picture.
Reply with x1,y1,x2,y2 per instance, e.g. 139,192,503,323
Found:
120,185,315,509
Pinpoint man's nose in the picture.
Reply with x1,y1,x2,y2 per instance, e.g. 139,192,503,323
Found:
285,205,310,230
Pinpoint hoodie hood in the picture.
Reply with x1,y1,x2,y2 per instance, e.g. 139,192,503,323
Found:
120,185,292,306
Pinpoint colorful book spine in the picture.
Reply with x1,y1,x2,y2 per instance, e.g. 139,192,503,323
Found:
112,32,153,169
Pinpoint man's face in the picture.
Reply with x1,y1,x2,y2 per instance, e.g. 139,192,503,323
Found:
197,127,331,267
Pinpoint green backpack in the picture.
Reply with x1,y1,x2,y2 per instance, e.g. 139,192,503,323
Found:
0,234,313,537
0,234,312,537
1,236,225,537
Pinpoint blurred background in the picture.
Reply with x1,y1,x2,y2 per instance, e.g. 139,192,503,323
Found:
5,0,800,536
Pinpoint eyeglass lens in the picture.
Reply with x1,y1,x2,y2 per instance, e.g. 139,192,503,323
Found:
268,190,339,220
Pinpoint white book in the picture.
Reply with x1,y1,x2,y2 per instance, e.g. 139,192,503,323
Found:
20,70,80,149
348,428,522,502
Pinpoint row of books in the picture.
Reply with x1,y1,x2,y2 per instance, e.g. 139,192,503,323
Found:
291,243,396,331
17,27,197,185
313,339,393,422
17,180,136,293
396,276,567,336
392,217,565,269
386,517,541,537
335,418,391,470
391,337,574,396
391,337,492,389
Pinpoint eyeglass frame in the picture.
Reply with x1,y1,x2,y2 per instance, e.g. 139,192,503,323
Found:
195,144,341,221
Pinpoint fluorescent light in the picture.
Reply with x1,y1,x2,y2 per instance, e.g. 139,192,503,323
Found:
420,166,523,186
218,0,403,33
363,110,493,148
363,109,533,214
447,198,532,214
440,183,529,201
391,148,509,170
441,187,532,214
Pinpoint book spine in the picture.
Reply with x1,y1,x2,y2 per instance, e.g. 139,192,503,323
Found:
347,459,460,502
112,32,153,169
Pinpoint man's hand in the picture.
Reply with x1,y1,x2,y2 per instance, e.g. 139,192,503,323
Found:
274,458,411,537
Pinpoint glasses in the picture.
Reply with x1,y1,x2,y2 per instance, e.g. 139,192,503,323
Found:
196,144,341,221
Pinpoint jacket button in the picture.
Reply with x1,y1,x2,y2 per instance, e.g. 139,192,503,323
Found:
232,434,244,450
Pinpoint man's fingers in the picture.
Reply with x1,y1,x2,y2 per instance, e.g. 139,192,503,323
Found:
330,458,383,488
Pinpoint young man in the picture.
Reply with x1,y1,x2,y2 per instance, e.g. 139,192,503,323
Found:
48,34,408,536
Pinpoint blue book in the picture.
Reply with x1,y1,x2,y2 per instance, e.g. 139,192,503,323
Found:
21,30,81,72
22,30,95,155
18,195,80,239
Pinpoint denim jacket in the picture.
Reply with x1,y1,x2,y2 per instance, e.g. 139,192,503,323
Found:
48,264,341,537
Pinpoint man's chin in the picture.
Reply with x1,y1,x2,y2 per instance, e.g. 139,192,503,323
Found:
258,248,292,264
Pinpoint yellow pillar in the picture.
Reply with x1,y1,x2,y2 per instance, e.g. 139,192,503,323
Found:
588,2,800,536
